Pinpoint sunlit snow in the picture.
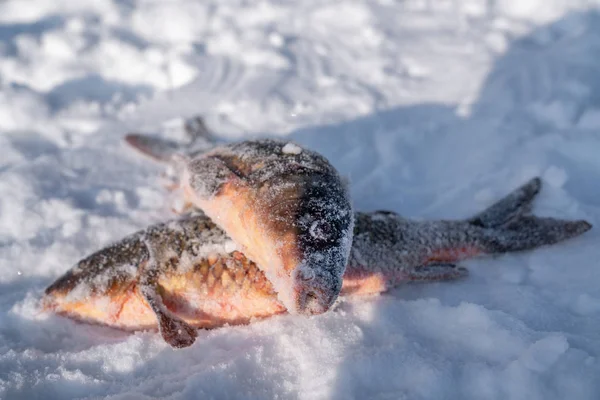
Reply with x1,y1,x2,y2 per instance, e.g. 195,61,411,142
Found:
1,0,599,399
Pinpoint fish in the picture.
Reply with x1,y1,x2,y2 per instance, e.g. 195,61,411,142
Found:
126,119,354,316
43,177,592,348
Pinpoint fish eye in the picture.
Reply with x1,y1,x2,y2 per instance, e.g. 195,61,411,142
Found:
297,267,315,282
309,220,332,240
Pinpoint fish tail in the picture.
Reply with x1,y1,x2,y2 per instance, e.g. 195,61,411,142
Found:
482,216,592,253
125,116,218,163
183,116,217,144
468,177,541,229
124,134,182,163
465,177,592,253
432,177,591,257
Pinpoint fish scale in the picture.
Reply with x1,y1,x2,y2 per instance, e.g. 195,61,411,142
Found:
157,249,279,313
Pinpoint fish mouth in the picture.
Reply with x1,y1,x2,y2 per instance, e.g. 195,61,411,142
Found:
292,281,338,315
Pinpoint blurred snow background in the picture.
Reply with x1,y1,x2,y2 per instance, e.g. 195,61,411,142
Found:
1,0,600,399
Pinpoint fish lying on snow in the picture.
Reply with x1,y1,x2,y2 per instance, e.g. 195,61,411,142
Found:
43,177,591,348
126,118,353,316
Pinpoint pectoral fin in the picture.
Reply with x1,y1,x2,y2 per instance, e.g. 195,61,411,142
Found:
139,282,197,348
138,259,197,348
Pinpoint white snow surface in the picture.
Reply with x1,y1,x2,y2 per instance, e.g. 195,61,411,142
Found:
1,0,600,399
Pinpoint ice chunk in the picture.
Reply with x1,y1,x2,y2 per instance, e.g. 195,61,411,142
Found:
281,142,302,155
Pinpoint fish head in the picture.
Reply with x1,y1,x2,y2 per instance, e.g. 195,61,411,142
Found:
260,172,354,315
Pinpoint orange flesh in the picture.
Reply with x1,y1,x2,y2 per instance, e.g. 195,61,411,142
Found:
340,273,388,296
183,180,276,268
183,178,299,295
44,244,484,331
46,260,442,331
45,263,390,332
45,252,288,330
47,288,157,331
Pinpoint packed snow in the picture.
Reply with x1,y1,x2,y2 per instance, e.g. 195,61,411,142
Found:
1,0,600,399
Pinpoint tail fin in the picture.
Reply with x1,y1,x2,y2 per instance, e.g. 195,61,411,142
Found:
125,116,218,163
485,216,592,253
124,134,182,162
184,116,217,144
468,177,541,229
470,178,592,253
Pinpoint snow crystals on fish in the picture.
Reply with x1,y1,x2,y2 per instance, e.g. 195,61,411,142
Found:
179,139,355,315
281,142,302,155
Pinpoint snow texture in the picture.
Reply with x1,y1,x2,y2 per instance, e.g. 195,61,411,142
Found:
1,0,600,399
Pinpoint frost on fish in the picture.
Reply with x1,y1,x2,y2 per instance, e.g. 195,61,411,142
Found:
44,177,592,348
181,139,355,316
344,178,592,293
282,142,303,155
43,213,255,337
125,121,355,316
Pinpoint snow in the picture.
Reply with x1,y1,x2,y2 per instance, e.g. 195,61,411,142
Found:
1,0,600,399
282,142,302,155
